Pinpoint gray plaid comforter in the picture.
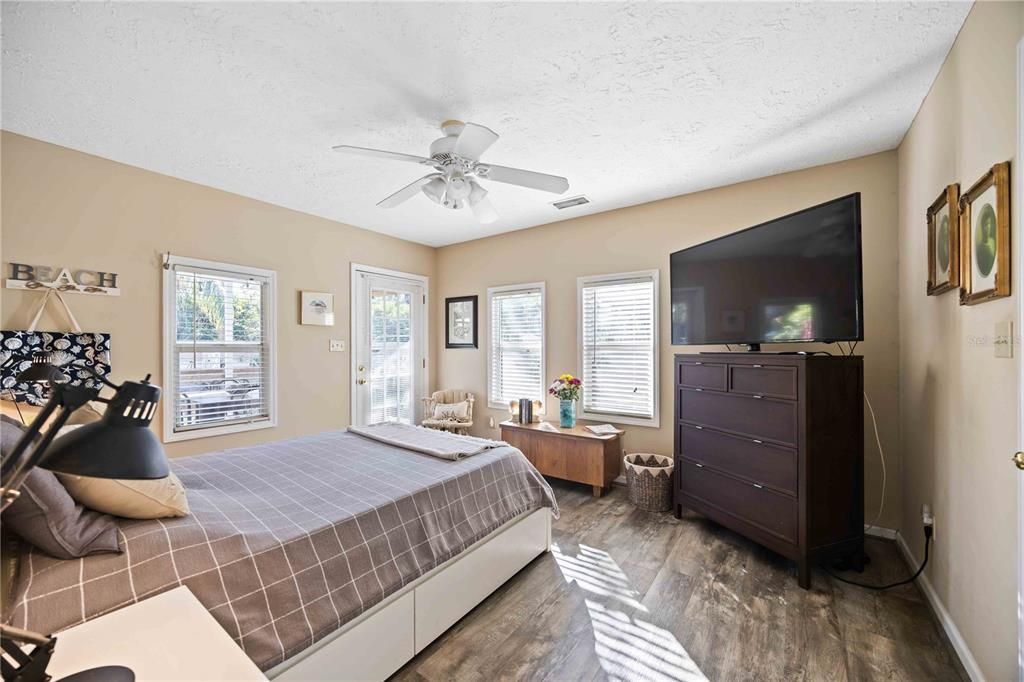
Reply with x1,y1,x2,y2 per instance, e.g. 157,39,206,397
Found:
7,429,557,670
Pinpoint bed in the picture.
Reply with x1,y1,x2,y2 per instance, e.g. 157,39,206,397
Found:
6,428,557,679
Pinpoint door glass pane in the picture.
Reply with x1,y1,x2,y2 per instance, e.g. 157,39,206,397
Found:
369,287,414,424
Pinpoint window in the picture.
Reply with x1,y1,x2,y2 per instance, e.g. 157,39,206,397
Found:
578,270,659,427
163,256,276,442
488,283,545,410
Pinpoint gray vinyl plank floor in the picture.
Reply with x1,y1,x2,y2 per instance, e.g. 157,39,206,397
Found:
392,479,967,682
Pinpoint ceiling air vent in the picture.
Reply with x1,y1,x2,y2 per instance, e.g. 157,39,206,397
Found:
551,195,590,210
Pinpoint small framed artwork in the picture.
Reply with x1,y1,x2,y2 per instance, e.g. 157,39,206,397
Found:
300,291,335,326
926,184,960,295
445,295,478,349
960,161,1011,305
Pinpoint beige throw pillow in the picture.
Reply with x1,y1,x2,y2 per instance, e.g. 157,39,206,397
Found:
433,401,470,421
56,471,190,520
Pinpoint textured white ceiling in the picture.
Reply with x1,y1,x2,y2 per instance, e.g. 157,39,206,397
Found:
2,2,970,247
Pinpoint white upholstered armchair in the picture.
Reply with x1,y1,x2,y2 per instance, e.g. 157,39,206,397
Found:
421,390,474,435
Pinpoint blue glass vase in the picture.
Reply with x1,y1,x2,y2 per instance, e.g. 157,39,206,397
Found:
559,399,576,428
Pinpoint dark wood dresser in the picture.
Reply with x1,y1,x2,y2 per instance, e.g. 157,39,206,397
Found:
674,353,864,588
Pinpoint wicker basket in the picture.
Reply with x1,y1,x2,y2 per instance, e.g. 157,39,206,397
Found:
624,453,674,512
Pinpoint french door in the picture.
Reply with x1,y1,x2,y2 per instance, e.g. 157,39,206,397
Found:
351,265,428,427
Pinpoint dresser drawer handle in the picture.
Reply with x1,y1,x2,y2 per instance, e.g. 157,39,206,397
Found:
694,388,703,392
752,483,763,489
752,364,763,368
693,425,703,430
694,463,704,468
753,394,764,399
752,439,763,444
694,361,703,365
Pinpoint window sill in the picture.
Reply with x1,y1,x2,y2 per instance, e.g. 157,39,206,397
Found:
578,411,660,429
163,418,276,443
489,401,546,416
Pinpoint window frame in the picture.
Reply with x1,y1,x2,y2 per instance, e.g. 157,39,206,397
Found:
487,281,546,412
577,269,660,428
162,255,278,443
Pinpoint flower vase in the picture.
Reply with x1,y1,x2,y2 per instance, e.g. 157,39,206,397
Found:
559,399,576,428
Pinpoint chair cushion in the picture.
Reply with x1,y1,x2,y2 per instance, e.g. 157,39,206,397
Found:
433,401,470,421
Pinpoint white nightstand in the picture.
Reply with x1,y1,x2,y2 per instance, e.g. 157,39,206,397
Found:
45,586,266,681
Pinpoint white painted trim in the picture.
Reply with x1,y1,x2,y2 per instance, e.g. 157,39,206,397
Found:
349,263,430,427
1016,36,1024,682
896,531,985,682
486,281,547,412
162,255,278,443
864,525,898,541
576,269,661,428
267,508,551,681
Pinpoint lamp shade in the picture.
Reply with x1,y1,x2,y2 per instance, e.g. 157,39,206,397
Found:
39,378,169,480
16,356,69,384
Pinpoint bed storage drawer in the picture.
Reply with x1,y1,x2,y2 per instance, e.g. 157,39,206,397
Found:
415,509,549,652
275,591,414,682
678,460,798,544
678,361,727,391
728,364,798,399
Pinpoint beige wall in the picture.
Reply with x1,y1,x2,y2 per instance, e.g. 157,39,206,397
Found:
897,3,1024,679
0,132,436,457
435,151,902,530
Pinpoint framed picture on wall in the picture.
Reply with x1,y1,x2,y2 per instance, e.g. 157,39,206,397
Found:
960,161,1011,305
445,295,478,348
926,183,960,296
300,291,335,325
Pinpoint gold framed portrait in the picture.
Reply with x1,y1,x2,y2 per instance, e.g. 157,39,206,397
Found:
926,184,960,296
960,162,1011,305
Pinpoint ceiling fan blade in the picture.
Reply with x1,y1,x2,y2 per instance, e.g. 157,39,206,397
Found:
333,145,435,166
377,174,441,208
476,164,569,194
453,123,499,161
470,195,499,224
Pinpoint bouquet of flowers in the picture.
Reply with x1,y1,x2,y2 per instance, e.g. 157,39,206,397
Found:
548,373,582,402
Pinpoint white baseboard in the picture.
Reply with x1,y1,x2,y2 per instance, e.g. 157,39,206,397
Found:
864,524,898,540
895,531,985,682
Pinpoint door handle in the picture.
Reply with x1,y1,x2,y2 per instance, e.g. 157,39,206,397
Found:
1013,452,1024,470
357,379,367,385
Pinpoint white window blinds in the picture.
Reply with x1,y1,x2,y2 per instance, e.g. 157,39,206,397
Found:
488,284,545,409
164,257,276,441
579,271,659,425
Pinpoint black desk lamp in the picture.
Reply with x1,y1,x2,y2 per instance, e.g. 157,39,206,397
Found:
0,362,168,682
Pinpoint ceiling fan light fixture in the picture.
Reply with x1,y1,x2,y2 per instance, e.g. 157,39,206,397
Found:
422,177,446,204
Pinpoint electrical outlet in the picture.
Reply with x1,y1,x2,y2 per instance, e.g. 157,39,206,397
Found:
329,339,345,352
922,504,935,539
995,321,1013,358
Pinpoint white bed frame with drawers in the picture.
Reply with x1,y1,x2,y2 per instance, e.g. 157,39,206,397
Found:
267,508,552,681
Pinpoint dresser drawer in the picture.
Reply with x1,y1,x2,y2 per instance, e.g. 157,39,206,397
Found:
679,424,797,496
679,389,798,446
678,361,727,392
729,364,798,400
679,460,798,544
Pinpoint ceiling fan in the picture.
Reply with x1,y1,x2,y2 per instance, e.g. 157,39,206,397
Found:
332,120,569,224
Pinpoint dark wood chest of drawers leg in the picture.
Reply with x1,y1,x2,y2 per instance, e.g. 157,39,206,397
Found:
673,353,864,589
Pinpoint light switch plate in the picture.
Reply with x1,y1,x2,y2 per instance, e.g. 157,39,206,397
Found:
995,321,1013,358
329,339,345,352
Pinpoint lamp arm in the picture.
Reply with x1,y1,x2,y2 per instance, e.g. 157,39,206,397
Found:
0,384,99,512
66,359,119,391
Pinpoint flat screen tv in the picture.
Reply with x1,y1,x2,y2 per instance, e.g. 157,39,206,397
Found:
670,193,863,348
